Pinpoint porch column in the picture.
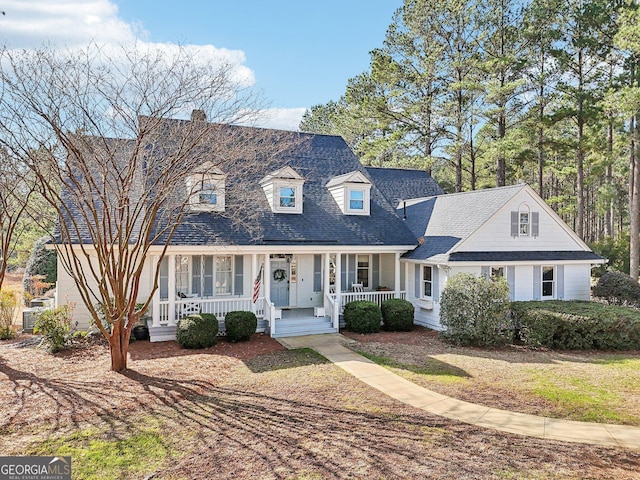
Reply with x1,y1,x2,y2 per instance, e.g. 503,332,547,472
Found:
168,254,176,325
405,261,412,301
335,252,342,310
264,254,271,304
152,256,160,327
394,252,401,297
251,253,257,314
323,253,330,310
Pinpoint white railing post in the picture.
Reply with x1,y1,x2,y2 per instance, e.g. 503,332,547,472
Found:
168,254,176,325
394,252,401,298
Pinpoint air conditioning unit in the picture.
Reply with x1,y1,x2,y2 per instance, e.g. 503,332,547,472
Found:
22,307,44,333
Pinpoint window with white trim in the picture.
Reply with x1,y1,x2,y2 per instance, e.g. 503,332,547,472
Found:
216,256,233,295
542,265,555,298
491,266,505,279
422,266,433,299
279,186,297,208
349,189,365,211
519,211,530,236
356,254,370,288
175,255,190,295
188,172,226,212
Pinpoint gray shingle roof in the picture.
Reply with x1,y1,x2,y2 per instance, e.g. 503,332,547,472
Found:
365,167,444,207
400,185,525,261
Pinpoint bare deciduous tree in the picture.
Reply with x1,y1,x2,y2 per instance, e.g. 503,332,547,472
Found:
0,44,300,371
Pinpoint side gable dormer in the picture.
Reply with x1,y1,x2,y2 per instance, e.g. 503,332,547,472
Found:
326,170,372,216
259,166,304,214
187,162,226,212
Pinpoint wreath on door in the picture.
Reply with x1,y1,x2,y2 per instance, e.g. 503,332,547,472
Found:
273,269,287,282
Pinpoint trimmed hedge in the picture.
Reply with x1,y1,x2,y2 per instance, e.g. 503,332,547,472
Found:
381,298,414,331
176,313,218,349
344,300,382,333
224,311,257,342
592,271,640,307
511,301,640,350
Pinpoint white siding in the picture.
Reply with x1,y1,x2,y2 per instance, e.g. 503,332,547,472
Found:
293,254,323,308
379,253,396,289
563,264,592,300
461,190,585,252
514,265,534,301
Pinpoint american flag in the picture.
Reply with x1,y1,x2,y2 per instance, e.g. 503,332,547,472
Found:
252,264,264,303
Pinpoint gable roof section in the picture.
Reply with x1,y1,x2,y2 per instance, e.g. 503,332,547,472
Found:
259,165,303,184
365,167,445,207
402,185,524,262
326,170,370,188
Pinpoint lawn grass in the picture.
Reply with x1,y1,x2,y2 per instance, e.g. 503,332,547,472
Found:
25,423,176,480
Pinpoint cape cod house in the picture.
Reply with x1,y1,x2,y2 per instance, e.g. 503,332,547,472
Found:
54,113,604,341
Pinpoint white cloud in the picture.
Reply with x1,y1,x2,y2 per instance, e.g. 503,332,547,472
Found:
0,0,253,86
259,108,307,132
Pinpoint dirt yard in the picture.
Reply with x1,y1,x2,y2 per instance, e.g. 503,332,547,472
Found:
1,329,639,479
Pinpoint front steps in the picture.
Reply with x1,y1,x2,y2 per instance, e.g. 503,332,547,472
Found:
271,316,337,338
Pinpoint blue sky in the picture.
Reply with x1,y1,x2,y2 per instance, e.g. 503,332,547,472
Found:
0,0,402,130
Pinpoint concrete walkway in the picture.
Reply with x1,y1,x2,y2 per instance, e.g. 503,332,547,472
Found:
277,334,640,449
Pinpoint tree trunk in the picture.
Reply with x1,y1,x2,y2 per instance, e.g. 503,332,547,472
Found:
630,115,640,280
605,119,613,238
109,321,131,372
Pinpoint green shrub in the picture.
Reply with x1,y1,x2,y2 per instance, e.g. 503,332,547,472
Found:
511,300,640,350
381,298,414,331
590,233,630,277
0,290,17,340
34,304,76,353
176,313,218,349
224,311,257,342
592,271,640,306
22,236,57,296
343,300,382,333
440,273,511,347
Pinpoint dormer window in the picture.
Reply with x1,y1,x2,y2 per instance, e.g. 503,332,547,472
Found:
511,204,539,237
279,187,297,208
260,166,304,214
188,163,226,212
327,170,372,216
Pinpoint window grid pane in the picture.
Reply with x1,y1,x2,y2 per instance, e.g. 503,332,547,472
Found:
279,187,296,208
216,256,232,295
349,190,364,210
356,255,369,288
423,266,432,298
520,212,529,235
542,266,554,297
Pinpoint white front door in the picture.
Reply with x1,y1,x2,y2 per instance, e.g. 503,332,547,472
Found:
270,260,290,307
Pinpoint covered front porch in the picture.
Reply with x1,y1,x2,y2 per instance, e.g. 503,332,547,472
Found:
148,251,407,341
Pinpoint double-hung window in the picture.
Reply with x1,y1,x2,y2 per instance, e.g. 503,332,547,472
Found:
519,212,529,236
422,266,433,299
279,187,297,208
349,189,364,211
542,265,555,298
356,254,370,288
215,256,233,295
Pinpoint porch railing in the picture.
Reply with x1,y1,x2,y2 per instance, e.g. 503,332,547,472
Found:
330,290,406,314
156,296,265,325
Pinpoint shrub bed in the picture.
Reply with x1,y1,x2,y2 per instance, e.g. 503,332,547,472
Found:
381,298,414,331
176,313,218,349
224,311,257,342
343,300,382,333
511,300,640,350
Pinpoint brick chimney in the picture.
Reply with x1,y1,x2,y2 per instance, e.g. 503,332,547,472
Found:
191,109,206,122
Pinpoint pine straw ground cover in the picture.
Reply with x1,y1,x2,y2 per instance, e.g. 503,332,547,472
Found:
0,331,638,479
343,327,640,427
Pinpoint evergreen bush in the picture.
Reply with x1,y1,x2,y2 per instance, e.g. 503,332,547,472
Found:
224,311,257,342
439,273,511,347
343,300,382,333
511,300,640,350
381,298,414,331
0,290,17,340
176,313,218,349
22,236,57,297
592,271,640,307
34,304,76,353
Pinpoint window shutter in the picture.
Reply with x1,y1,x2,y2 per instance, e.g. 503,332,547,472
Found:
511,211,518,237
533,266,541,300
313,255,322,292
531,212,540,237
348,254,356,287
433,267,440,302
159,257,169,301
192,256,201,296
234,256,244,296
341,254,347,292
507,266,516,301
557,265,564,299
372,254,380,289
481,266,490,279
414,264,421,298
